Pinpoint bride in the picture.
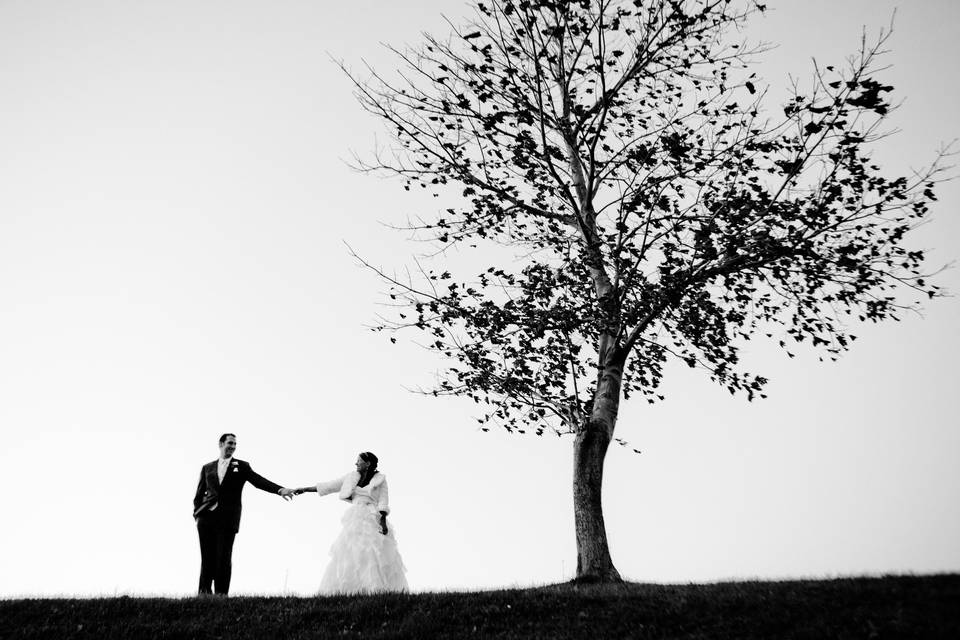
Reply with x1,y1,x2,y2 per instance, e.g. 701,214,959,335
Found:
294,451,408,594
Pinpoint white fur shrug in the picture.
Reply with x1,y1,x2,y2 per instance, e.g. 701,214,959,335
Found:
315,471,390,514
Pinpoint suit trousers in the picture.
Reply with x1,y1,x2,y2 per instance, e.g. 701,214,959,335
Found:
197,515,236,595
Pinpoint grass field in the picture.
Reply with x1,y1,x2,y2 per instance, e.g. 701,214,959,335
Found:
2,574,958,639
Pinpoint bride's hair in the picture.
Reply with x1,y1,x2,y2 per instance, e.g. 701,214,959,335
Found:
357,451,379,487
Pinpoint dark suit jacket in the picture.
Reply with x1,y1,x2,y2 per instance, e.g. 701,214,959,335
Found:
193,458,282,533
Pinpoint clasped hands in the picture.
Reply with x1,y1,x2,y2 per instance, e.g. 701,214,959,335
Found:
278,487,311,501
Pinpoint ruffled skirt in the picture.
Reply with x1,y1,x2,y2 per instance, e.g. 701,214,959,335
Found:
318,501,408,594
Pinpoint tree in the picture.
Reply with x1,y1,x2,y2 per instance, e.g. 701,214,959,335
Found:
344,0,947,582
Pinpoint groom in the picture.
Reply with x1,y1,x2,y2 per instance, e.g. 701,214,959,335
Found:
193,433,294,595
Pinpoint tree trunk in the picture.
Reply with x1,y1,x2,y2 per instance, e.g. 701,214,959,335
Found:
572,356,624,583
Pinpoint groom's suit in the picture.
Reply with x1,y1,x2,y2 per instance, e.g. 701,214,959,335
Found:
193,457,283,595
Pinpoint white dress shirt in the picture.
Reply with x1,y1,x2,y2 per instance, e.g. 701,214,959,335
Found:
217,457,232,483
209,457,232,511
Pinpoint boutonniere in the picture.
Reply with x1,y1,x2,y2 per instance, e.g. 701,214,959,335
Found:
232,467,239,472
231,461,238,466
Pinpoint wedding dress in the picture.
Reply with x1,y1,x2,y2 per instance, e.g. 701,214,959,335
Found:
315,471,408,594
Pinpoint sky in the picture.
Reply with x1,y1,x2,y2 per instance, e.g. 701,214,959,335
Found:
0,1,958,597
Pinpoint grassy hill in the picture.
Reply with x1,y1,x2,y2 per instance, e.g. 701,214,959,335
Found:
2,574,958,639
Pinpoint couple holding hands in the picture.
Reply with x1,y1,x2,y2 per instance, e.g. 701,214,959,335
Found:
193,433,408,596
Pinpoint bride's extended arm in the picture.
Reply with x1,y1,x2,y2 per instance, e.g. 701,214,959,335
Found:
294,475,346,496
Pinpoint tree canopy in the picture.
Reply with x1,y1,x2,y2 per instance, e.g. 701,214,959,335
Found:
348,0,945,444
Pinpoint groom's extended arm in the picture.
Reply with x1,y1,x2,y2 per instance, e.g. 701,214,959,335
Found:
244,462,290,497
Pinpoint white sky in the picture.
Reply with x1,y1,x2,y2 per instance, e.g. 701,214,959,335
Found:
1,1,958,597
